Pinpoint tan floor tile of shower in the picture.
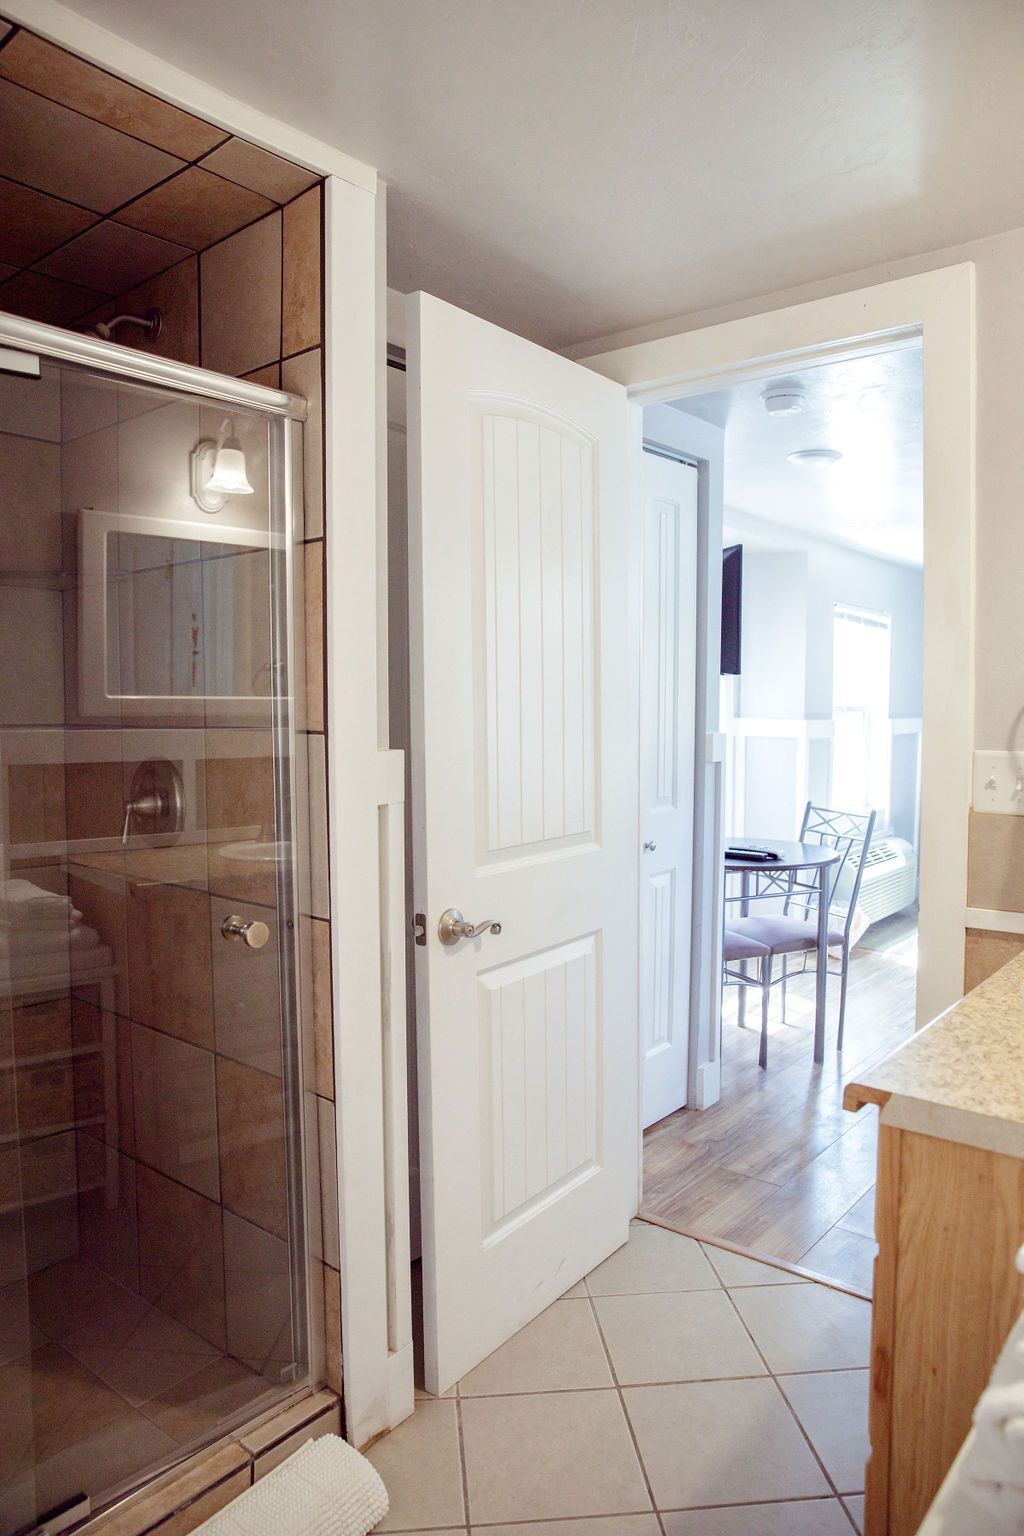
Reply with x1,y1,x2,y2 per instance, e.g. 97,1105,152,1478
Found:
139,1353,273,1445
1,1255,277,1526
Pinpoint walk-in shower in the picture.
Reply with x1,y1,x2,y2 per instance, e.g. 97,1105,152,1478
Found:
0,314,310,1535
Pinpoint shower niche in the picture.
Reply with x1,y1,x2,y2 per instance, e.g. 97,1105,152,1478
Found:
0,341,309,1535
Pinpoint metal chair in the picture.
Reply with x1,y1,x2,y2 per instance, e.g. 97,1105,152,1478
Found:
722,928,773,1070
728,803,877,1053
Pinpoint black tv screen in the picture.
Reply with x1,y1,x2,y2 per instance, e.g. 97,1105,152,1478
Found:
721,544,742,675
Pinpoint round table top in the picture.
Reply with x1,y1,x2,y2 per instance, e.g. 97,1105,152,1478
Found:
723,838,841,874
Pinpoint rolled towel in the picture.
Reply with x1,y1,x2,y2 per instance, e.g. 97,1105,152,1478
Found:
974,1383,1024,1449
966,1383,1024,1523
192,1434,388,1536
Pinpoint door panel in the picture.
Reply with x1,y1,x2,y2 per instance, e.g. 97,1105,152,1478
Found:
640,452,698,1128
408,293,638,1393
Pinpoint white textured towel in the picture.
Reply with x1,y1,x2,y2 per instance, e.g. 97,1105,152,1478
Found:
192,1435,388,1536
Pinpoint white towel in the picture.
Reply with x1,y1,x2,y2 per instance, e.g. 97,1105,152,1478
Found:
967,1383,1024,1524
2,924,100,958
192,1435,388,1536
0,879,80,930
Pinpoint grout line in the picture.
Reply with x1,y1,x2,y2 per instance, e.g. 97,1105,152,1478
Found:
453,1394,472,1533
583,1288,665,1532
720,1282,854,1510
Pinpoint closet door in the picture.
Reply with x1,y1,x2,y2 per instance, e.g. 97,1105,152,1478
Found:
639,450,698,1127
407,293,639,1393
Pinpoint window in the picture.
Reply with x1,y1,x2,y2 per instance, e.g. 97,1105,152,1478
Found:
832,604,892,820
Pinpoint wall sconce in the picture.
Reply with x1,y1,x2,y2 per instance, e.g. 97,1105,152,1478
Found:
190,418,255,513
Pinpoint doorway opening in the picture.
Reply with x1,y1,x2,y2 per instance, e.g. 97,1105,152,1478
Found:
640,342,924,1295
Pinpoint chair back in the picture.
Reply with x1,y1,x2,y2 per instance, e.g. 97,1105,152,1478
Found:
784,803,877,939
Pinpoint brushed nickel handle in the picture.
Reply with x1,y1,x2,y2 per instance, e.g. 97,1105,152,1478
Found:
644,840,657,852
221,914,271,949
438,907,502,946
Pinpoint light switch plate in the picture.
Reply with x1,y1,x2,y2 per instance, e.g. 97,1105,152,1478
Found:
972,750,1024,814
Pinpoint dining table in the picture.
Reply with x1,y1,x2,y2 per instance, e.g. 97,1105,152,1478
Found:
723,838,841,1064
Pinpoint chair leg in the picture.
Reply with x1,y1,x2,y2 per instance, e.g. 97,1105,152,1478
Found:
759,954,773,1070
836,948,850,1053
737,964,748,1030
780,958,788,1025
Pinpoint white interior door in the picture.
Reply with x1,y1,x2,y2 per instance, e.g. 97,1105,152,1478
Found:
640,450,698,1129
407,292,639,1394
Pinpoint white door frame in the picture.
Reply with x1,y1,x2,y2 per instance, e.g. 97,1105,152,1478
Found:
581,264,976,1041
639,407,725,1111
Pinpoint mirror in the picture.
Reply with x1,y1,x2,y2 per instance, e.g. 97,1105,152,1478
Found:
79,509,279,720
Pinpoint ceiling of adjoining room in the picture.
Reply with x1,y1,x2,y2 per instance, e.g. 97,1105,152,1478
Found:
0,20,318,326
52,0,1024,349
676,345,923,566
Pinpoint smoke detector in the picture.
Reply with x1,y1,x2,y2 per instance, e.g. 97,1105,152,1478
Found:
787,448,843,467
761,386,807,415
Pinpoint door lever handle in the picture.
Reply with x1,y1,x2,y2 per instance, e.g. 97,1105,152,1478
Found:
438,908,502,946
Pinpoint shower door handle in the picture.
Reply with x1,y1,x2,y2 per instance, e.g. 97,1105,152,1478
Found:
221,914,271,949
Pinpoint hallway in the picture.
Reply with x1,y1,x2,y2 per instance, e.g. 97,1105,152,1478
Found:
642,912,917,1291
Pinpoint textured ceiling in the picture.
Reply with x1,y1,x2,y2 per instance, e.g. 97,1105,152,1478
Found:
679,345,923,565
57,0,1024,347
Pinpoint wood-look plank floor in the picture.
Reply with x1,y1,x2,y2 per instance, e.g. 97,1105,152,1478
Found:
642,911,918,1292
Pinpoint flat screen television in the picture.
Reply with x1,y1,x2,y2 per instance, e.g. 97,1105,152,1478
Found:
721,543,742,675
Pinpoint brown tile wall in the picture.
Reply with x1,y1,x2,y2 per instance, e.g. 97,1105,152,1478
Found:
0,30,342,1524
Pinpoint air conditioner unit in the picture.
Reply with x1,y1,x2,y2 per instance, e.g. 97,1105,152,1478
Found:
838,835,918,926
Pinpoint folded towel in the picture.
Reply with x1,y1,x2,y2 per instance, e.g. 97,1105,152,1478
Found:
1,924,100,958
192,1434,387,1536
0,880,80,930
0,944,112,982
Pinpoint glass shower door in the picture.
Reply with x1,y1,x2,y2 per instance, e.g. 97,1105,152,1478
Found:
0,350,307,1534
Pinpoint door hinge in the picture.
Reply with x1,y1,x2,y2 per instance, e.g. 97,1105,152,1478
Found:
413,912,427,946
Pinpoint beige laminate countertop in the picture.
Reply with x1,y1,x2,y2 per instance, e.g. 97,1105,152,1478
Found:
844,951,1024,1157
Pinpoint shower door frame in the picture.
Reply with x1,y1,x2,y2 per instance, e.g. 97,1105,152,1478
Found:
0,312,323,1496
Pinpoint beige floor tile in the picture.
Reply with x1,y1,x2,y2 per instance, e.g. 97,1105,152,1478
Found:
561,1280,587,1298
593,1290,765,1385
472,1520,660,1534
623,1378,829,1509
843,1494,865,1531
587,1221,720,1295
661,1500,855,1534
366,1398,466,1532
459,1299,612,1396
730,1285,871,1374
780,1370,870,1493
461,1389,651,1525
799,1228,876,1294
700,1244,804,1287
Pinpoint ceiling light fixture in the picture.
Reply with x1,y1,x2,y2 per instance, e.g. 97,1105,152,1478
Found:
762,386,807,415
190,418,255,513
787,447,843,467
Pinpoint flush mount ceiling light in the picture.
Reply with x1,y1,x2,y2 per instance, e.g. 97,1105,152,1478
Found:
190,418,255,513
761,386,807,415
787,447,843,467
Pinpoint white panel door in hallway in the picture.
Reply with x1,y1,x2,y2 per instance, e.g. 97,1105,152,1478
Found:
640,450,698,1129
407,292,639,1394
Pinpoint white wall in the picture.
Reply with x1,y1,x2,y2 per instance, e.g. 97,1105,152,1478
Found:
570,223,1024,758
726,509,923,845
